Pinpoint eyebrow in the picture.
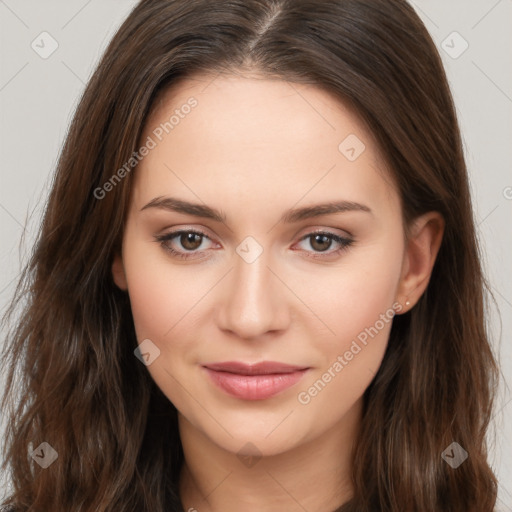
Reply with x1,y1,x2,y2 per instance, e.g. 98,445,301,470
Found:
140,196,372,223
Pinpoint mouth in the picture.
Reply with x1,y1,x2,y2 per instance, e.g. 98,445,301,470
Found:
202,361,310,400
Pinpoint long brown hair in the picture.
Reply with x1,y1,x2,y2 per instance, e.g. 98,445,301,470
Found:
1,0,498,510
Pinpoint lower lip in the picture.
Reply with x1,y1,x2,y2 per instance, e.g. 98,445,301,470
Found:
203,367,309,400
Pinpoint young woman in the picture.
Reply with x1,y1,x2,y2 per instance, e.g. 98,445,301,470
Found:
0,0,499,510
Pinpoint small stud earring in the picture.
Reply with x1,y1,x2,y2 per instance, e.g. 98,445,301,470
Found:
405,299,411,306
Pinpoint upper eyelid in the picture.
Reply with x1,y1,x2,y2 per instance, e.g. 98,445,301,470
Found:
159,223,352,238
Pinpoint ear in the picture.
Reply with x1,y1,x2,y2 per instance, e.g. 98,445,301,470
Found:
395,211,445,313
111,252,128,291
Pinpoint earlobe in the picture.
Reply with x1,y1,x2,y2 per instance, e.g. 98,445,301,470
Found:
111,253,128,291
395,212,445,312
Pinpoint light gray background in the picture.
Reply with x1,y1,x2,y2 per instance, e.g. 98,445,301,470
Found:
0,0,511,508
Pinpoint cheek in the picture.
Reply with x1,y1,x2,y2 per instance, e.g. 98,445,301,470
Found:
301,239,403,349
294,238,403,404
122,235,205,355
122,240,210,412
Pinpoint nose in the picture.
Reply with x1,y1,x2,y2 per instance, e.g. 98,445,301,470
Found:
215,246,291,340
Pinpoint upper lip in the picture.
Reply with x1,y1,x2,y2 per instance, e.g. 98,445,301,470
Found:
203,361,309,375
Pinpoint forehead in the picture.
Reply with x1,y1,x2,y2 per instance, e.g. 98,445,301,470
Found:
145,73,373,153
133,73,399,218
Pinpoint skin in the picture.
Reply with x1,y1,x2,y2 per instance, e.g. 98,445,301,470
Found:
112,72,444,512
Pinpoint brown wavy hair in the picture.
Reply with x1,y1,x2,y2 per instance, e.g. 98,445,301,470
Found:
0,0,499,510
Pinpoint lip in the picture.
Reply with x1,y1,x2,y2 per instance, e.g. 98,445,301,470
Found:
202,361,310,400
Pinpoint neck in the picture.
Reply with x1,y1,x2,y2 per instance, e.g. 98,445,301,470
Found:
178,399,362,512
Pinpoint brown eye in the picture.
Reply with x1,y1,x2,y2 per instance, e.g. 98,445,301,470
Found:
309,234,333,252
295,231,354,259
154,229,214,260
180,232,203,251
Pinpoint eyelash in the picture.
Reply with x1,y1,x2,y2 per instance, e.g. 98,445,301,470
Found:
154,229,354,261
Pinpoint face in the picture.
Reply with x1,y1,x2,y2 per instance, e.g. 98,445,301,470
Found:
113,73,409,457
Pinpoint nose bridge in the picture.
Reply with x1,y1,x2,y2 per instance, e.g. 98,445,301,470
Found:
217,237,288,338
